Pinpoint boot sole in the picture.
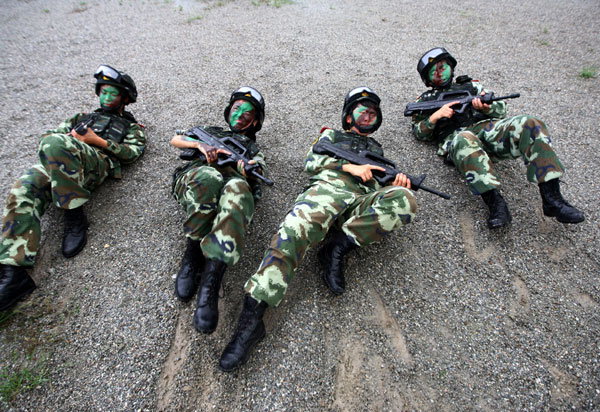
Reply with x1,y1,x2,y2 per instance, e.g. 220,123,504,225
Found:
543,209,585,224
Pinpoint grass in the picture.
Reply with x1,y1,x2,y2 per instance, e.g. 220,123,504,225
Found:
579,67,598,79
186,14,204,23
0,354,49,404
251,0,294,7
0,310,16,326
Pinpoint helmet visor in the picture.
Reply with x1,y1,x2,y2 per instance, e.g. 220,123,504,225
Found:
419,49,444,72
94,65,121,82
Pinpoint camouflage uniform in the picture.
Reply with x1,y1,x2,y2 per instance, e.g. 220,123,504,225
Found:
172,126,266,267
0,111,146,267
244,128,417,307
411,79,564,195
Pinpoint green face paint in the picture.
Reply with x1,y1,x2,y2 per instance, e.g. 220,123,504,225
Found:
429,61,452,87
352,104,378,127
229,100,255,129
99,85,122,108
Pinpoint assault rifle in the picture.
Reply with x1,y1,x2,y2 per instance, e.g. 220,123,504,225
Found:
176,127,273,186
73,117,95,135
312,138,450,199
404,90,520,117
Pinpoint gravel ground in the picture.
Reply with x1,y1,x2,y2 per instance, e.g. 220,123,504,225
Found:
0,0,599,411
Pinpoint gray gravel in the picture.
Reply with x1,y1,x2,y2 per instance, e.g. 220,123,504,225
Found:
1,0,599,411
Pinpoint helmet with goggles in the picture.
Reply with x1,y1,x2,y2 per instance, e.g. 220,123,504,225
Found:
94,64,138,104
417,47,457,88
224,86,265,134
341,86,382,134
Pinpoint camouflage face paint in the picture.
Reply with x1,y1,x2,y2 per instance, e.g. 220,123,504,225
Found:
429,61,452,87
99,85,122,108
229,100,255,130
352,103,378,127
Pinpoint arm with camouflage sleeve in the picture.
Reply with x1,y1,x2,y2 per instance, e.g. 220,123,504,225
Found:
40,113,82,139
411,108,438,142
238,148,267,178
304,128,347,175
472,81,508,119
102,121,147,164
251,149,266,173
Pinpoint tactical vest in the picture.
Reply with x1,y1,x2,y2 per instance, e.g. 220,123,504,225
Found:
75,110,135,144
418,77,492,140
330,130,384,157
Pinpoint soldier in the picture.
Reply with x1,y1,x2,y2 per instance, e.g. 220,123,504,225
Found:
170,87,268,334
410,47,584,228
0,64,146,311
218,87,416,371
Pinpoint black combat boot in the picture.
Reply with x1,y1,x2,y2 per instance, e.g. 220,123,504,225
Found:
480,189,512,229
193,259,227,334
318,229,358,295
175,238,204,302
0,264,36,312
219,294,267,372
62,206,89,258
539,179,585,224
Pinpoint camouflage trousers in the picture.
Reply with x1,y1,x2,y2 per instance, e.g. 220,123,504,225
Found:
244,179,417,307
172,165,254,266
448,115,564,195
0,133,112,267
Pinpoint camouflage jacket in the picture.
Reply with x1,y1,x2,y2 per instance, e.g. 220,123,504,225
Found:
41,110,147,178
304,127,384,191
411,79,507,156
173,126,267,199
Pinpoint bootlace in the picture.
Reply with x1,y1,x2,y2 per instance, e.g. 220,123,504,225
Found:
232,307,260,341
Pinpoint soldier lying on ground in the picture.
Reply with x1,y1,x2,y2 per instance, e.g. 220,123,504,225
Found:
410,47,584,229
0,64,146,312
170,87,268,334
218,87,416,372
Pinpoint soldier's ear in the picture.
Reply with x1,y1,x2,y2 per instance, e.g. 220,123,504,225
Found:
346,114,352,124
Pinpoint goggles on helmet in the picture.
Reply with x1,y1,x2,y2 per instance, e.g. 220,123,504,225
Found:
234,86,264,105
346,86,377,101
94,65,122,83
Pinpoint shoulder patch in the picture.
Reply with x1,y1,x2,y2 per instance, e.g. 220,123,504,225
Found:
320,126,331,134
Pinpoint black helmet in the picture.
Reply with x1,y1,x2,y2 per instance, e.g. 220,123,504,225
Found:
417,47,457,88
224,86,265,134
341,86,382,134
94,64,138,104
